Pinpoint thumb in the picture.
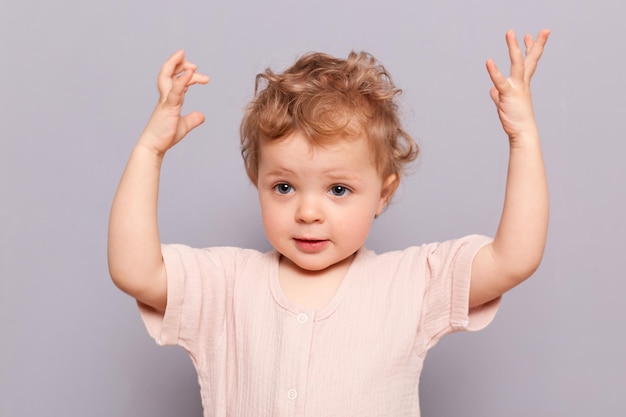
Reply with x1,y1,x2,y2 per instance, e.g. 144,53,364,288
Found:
176,111,206,142
184,111,206,132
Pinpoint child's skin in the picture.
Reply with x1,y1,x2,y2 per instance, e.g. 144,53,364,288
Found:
108,29,550,313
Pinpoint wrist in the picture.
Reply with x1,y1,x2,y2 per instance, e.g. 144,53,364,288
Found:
508,127,541,150
132,139,167,165
135,135,168,160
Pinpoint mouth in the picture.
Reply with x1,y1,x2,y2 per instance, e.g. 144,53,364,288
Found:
293,238,329,252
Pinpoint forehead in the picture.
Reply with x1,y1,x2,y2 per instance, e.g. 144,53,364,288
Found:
258,132,378,175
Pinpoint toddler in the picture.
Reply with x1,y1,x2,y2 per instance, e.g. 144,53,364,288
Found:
108,29,550,416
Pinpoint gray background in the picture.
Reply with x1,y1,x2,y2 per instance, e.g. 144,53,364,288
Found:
1,0,624,416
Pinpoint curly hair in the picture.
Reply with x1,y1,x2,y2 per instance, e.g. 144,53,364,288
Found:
240,51,419,189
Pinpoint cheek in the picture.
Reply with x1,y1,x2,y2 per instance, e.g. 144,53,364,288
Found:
259,197,285,233
335,205,376,237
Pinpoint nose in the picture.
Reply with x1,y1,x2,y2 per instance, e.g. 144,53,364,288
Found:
295,195,324,224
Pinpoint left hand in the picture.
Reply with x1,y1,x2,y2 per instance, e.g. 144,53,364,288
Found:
486,29,550,144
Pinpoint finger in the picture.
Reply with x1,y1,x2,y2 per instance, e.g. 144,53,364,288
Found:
489,86,500,105
524,34,533,56
524,29,550,82
187,72,211,86
486,59,509,95
506,30,524,81
173,60,199,77
158,50,186,93
164,67,196,106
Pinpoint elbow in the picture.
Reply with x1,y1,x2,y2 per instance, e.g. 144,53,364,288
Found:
503,250,545,287
107,250,129,292
108,262,137,297
107,255,167,312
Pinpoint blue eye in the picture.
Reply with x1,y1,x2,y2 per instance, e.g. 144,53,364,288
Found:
329,185,350,197
274,183,294,194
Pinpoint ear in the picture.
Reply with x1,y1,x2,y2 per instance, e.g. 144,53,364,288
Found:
376,173,399,216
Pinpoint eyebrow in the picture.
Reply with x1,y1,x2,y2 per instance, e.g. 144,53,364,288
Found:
323,172,362,182
262,168,295,178
262,168,362,183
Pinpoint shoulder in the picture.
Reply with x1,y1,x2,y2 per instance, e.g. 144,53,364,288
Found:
162,244,270,261
357,235,491,277
161,244,277,277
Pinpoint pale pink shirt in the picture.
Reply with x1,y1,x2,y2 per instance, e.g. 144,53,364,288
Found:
139,235,499,417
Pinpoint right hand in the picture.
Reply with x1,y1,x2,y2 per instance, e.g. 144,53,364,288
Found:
138,50,210,156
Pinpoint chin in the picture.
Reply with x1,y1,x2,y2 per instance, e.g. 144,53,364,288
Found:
279,253,329,272
291,252,356,273
293,259,331,272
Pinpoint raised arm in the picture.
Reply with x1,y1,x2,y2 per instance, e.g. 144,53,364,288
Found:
107,50,209,311
469,29,550,307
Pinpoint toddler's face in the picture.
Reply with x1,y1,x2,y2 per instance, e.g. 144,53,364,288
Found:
256,131,394,273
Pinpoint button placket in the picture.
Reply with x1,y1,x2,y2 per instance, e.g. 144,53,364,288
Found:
290,313,307,403
279,310,313,411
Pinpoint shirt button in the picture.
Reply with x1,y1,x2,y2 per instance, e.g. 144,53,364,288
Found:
297,313,308,324
287,388,298,400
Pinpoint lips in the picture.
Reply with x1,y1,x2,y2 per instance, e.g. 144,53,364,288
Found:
293,238,329,252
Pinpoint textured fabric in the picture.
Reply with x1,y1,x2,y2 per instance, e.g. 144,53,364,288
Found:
138,235,500,417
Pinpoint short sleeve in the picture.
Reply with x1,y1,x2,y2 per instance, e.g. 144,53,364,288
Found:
415,235,501,354
137,244,238,357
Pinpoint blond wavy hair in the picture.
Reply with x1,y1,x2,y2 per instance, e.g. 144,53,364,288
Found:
240,51,419,191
